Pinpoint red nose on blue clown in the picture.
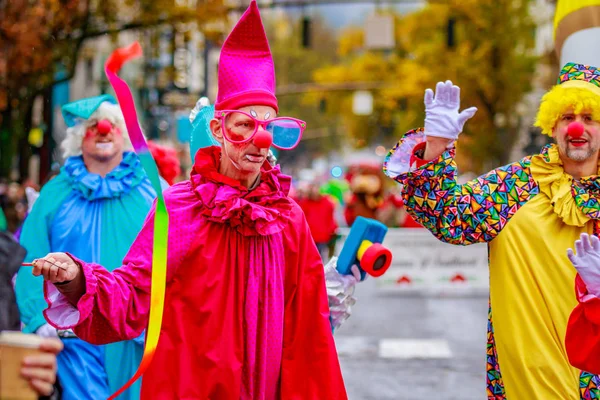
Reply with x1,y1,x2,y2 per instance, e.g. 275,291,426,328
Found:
96,119,113,135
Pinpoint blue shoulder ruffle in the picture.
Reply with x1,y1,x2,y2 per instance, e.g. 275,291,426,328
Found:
63,152,148,200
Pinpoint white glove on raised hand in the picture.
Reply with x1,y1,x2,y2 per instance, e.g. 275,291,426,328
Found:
567,233,600,297
424,80,478,147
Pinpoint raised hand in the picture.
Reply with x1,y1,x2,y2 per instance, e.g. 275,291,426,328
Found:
567,233,600,297
32,253,81,284
424,80,477,147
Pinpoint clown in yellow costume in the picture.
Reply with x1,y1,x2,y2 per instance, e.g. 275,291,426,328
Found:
383,63,600,399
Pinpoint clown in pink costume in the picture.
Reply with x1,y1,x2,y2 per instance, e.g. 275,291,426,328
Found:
27,2,348,399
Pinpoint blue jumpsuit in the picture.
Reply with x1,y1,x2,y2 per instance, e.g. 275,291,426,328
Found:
16,152,156,400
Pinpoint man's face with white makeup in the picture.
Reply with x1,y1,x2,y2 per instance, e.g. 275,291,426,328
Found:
211,105,276,176
81,119,125,163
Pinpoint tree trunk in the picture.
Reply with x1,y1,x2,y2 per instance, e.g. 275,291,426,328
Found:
39,86,54,183
17,101,33,181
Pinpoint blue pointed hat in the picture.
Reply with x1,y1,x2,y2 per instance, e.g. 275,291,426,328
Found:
187,97,279,165
189,99,219,163
61,94,117,127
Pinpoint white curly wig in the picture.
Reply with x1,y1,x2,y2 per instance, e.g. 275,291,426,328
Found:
61,102,132,158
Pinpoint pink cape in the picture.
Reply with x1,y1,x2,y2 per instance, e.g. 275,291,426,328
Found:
44,147,347,399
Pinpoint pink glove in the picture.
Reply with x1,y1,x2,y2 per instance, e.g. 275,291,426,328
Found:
567,233,600,297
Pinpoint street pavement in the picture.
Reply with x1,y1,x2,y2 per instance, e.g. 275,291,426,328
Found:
335,277,489,400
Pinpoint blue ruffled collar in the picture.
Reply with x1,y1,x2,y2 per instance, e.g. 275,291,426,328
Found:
63,152,148,200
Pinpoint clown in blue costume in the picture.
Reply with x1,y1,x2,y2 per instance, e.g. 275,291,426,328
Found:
15,95,156,400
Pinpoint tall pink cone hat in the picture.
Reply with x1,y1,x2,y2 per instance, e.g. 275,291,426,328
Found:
215,0,278,112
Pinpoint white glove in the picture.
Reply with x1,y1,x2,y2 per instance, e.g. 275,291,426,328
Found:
567,233,600,297
324,257,361,331
424,80,478,147
25,187,40,214
189,96,210,123
36,323,58,338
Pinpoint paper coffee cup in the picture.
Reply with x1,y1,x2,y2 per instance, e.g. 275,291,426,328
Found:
0,331,44,400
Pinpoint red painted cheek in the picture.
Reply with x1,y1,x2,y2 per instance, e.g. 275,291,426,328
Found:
84,126,121,139
228,131,245,141
84,129,96,139
588,125,600,136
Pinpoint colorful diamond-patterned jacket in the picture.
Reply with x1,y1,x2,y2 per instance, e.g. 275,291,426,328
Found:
383,129,600,400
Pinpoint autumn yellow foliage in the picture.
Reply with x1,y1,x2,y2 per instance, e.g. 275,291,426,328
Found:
309,0,538,172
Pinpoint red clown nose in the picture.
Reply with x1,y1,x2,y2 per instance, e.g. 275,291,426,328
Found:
253,130,272,148
567,121,585,138
96,119,113,134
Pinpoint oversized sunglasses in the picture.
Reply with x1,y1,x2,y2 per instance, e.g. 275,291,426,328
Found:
215,110,306,150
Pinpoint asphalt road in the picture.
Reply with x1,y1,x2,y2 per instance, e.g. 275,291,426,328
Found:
335,277,489,400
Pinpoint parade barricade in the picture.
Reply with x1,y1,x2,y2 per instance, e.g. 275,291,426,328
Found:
335,227,489,295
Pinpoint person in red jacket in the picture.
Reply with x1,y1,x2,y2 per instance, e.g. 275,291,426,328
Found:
566,233,600,374
297,182,338,259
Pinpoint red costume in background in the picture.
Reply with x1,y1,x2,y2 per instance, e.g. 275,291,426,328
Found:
297,195,337,244
147,141,181,185
566,275,600,374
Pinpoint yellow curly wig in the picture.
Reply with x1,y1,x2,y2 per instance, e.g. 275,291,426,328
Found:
535,83,600,136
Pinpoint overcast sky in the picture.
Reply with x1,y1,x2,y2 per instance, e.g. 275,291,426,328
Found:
263,2,426,30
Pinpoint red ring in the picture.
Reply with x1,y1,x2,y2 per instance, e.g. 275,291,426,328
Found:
360,243,392,277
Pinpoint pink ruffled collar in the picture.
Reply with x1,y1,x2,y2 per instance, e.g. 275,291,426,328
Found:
190,146,293,236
